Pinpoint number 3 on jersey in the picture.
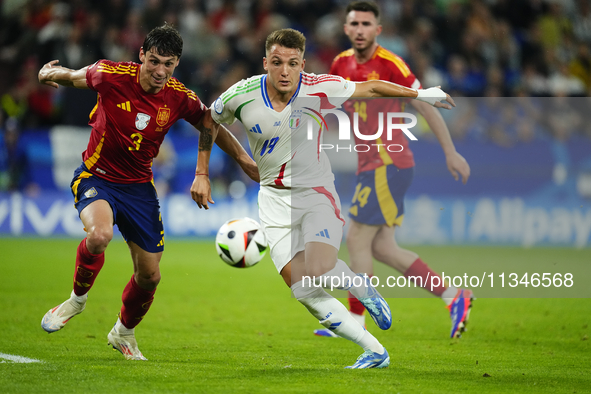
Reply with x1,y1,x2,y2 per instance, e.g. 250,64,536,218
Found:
128,132,143,151
260,137,279,156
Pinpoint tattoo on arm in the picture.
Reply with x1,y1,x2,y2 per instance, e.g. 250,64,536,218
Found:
199,127,213,151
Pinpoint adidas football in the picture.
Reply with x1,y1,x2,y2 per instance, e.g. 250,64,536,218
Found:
215,217,268,268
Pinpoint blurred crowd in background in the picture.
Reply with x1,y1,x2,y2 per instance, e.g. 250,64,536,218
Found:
1,0,591,195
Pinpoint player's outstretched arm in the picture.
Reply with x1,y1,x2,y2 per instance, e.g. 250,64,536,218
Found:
215,126,259,183
38,60,89,89
191,110,219,209
351,80,455,109
411,100,470,184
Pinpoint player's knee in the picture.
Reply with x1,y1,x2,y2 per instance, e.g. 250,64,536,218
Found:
371,248,387,263
371,238,398,263
135,271,161,290
86,228,113,252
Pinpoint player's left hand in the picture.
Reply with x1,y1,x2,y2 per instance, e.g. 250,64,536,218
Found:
190,175,214,209
446,151,470,184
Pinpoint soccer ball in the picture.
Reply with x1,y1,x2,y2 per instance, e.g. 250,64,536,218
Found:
215,217,268,268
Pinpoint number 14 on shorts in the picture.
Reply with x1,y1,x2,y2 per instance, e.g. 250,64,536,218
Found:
349,182,371,216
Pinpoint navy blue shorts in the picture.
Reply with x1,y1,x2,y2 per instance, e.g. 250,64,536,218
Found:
348,165,414,226
70,163,164,253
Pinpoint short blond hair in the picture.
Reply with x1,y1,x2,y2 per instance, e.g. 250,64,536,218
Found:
265,29,306,56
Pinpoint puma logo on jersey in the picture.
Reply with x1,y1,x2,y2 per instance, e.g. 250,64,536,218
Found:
117,101,131,111
273,121,281,126
249,124,262,134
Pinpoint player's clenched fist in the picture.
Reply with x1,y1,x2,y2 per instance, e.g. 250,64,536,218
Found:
38,60,61,88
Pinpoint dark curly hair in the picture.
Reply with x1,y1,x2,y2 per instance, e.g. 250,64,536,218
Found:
142,23,183,58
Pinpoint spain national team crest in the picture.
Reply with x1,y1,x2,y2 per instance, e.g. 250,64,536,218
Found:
156,107,170,127
135,113,150,130
289,110,303,129
84,187,98,199
367,70,380,80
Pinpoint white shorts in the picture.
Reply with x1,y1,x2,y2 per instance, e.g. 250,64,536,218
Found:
258,185,346,273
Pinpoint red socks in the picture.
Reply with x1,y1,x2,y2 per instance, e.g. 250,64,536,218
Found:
348,292,366,315
404,258,446,297
348,274,373,315
73,238,156,329
73,238,105,296
120,275,156,329
347,258,447,313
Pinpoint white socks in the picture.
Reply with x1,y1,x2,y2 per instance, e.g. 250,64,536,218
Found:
114,317,134,335
70,290,87,304
350,311,366,327
441,286,458,306
292,280,383,354
316,259,370,300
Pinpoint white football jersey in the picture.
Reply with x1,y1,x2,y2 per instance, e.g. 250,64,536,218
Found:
211,72,355,187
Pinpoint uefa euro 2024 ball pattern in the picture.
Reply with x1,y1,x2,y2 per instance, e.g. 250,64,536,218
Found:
215,218,268,268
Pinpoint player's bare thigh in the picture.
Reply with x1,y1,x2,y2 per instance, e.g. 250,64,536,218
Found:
79,199,114,254
347,219,382,246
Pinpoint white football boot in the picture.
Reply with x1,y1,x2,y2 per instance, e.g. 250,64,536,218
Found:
107,318,148,361
41,291,87,333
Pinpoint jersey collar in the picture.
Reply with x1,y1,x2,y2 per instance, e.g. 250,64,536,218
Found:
370,45,382,60
261,73,302,110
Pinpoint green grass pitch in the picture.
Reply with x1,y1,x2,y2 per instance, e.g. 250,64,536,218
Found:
1,238,590,393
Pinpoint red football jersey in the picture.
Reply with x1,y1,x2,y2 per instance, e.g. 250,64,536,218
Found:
83,60,207,183
330,46,421,173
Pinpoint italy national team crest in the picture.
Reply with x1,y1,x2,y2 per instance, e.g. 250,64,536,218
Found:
156,107,170,126
289,110,303,129
135,113,150,130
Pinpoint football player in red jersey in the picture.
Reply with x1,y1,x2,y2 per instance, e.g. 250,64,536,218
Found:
313,1,473,339
38,24,258,360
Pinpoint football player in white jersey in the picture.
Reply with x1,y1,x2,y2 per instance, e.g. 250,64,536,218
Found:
192,29,454,369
